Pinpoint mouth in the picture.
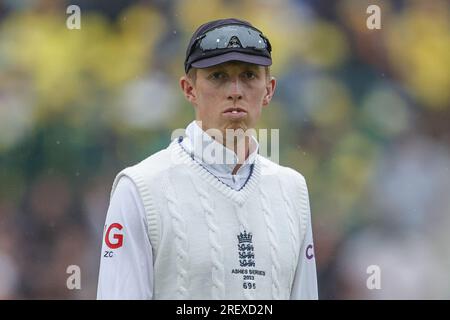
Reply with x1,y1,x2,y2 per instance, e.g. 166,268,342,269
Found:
222,107,248,120
222,107,247,114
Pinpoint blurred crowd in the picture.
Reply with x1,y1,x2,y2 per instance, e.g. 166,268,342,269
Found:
0,0,449,299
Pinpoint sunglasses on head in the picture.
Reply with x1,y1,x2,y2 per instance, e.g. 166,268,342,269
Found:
188,24,272,59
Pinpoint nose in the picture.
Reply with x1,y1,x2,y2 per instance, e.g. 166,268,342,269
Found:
227,78,243,101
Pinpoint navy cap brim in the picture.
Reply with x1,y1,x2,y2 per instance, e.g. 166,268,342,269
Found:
191,52,272,69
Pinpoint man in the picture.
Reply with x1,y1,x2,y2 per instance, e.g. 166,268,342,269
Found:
97,18,318,300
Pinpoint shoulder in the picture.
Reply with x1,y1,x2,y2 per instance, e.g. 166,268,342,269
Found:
108,175,146,218
113,175,139,197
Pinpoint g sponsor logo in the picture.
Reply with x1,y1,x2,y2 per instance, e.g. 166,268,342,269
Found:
105,223,124,249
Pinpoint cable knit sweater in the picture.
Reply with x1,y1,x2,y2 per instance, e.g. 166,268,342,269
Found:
97,136,318,300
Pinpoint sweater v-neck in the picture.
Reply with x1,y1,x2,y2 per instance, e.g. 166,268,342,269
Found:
171,139,262,206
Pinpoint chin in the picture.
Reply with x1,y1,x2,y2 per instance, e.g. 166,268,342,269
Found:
225,122,248,131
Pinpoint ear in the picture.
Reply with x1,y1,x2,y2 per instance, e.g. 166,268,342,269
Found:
180,75,197,106
262,76,276,107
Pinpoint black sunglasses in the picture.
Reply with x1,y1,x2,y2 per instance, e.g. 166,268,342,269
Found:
188,24,272,58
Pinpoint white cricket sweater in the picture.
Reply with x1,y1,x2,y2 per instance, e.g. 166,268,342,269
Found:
97,133,318,300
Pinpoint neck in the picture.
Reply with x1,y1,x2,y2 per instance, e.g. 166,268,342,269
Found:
194,120,254,173
221,134,251,175
218,132,251,161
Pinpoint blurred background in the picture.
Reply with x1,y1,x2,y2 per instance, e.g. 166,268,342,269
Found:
0,0,449,299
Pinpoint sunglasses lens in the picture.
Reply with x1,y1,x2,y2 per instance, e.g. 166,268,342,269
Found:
198,25,269,51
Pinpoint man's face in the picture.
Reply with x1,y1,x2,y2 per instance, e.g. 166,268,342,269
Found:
180,61,276,137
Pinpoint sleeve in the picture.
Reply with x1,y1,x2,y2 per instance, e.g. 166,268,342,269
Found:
96,176,154,299
290,204,318,300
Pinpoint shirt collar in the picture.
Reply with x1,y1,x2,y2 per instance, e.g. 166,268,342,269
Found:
182,120,259,175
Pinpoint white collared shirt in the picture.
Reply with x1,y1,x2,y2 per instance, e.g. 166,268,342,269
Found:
180,120,259,191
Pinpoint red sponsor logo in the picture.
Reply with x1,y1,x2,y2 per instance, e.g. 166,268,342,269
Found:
105,223,124,249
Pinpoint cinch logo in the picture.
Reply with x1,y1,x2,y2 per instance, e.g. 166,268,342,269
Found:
105,223,124,249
